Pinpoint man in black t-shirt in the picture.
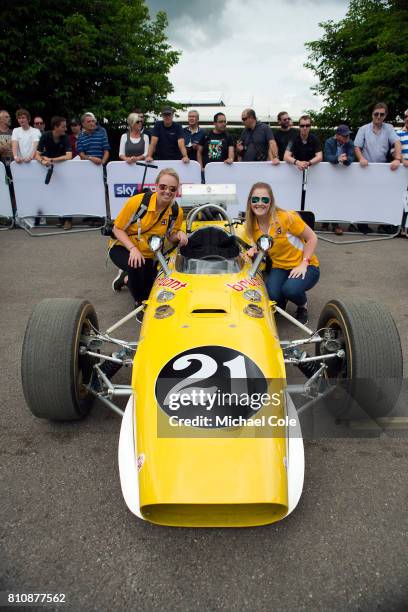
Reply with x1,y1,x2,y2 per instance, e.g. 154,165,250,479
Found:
146,106,189,162
197,112,235,168
36,116,72,163
273,111,298,161
284,115,322,170
36,116,72,228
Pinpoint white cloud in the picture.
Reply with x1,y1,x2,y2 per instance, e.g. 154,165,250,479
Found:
147,0,349,116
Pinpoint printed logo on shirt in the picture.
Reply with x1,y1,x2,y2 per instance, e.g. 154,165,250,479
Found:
208,139,223,160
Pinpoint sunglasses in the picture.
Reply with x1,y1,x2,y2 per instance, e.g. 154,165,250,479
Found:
158,184,177,193
241,116,249,121
217,119,227,123
34,122,44,126
251,196,271,204
373,112,386,117
299,124,311,128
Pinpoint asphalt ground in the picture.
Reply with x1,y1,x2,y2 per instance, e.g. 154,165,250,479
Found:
1,227,407,612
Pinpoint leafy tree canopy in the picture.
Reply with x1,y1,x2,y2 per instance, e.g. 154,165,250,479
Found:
305,0,408,128
0,0,180,125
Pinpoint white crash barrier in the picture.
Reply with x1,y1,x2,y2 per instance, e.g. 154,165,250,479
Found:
0,162,13,220
107,160,202,219
10,160,106,218
204,162,303,216
305,163,408,224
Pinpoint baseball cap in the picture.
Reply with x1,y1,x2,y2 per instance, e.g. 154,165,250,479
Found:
336,124,351,136
161,106,174,115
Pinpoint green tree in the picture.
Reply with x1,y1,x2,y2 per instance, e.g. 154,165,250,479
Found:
0,0,180,125
305,0,408,128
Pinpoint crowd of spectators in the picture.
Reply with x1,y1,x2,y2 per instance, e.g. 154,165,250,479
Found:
0,103,406,232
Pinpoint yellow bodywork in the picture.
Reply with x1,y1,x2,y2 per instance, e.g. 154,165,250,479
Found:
131,224,289,527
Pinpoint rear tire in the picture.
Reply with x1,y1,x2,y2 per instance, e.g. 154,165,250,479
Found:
316,298,402,418
21,299,99,420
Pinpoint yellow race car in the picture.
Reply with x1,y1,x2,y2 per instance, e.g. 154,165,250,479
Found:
21,203,403,527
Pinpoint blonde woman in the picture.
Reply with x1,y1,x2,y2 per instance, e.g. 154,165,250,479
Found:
119,112,149,163
245,182,320,324
109,169,187,316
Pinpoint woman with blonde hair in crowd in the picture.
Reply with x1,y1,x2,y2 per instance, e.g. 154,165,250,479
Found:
119,112,149,163
245,182,320,324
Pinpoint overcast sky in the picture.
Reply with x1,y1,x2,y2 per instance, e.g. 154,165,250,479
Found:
146,0,349,116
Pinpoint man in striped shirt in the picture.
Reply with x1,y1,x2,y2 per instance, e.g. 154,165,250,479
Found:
77,112,110,164
396,109,408,165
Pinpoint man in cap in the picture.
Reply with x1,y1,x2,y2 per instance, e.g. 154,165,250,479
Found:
323,124,355,235
324,124,355,166
146,106,189,162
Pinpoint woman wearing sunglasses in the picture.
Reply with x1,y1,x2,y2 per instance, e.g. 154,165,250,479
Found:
109,168,188,312
119,112,149,163
245,182,319,325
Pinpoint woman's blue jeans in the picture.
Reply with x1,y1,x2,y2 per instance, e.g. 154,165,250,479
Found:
265,265,320,308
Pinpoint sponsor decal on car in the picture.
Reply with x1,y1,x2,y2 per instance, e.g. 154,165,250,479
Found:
226,278,263,292
156,277,188,290
137,454,145,471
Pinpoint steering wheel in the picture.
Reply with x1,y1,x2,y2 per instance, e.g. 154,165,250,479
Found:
186,203,234,234
200,255,228,261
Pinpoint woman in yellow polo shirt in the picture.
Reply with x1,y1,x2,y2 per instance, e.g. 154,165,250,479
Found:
245,182,319,325
109,168,187,309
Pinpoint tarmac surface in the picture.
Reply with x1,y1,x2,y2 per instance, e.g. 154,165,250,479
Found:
1,227,407,612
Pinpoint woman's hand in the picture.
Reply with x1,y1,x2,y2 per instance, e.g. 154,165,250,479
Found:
172,230,188,246
288,261,308,279
246,246,258,259
128,246,145,268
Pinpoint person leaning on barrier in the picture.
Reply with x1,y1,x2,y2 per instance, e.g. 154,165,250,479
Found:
197,112,235,169
183,110,204,162
284,115,322,170
146,107,189,163
323,124,355,236
77,112,110,166
245,182,320,325
119,113,149,164
77,112,110,227
0,110,13,167
396,109,408,166
236,108,279,164
273,111,298,161
354,102,402,171
109,168,188,319
35,116,73,229
12,108,41,163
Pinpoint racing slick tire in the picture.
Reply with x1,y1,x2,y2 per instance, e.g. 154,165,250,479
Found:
316,298,402,419
21,298,99,421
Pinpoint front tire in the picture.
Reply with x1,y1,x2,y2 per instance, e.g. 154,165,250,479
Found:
21,299,99,420
316,298,402,418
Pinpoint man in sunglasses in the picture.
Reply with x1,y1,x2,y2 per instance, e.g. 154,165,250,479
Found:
354,102,402,171
273,111,298,161
284,115,322,169
236,108,278,163
33,116,45,133
197,112,234,168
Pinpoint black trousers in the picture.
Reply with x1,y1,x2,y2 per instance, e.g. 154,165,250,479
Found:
109,245,156,302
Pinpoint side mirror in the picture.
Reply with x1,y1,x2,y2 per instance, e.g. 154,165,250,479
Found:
148,235,171,277
256,234,273,252
249,235,273,279
148,235,163,253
